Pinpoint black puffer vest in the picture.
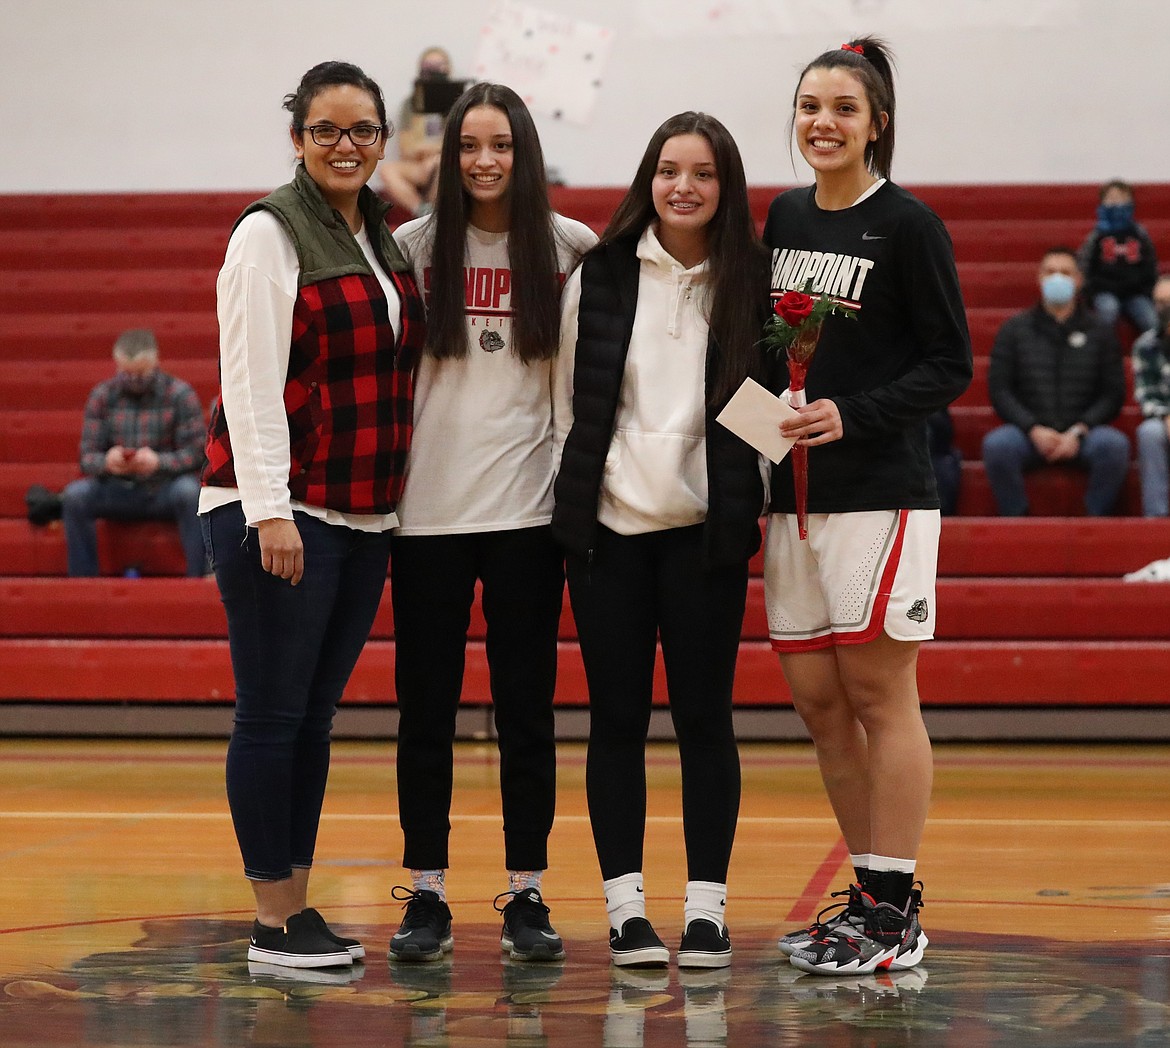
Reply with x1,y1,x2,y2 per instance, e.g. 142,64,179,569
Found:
552,234,767,567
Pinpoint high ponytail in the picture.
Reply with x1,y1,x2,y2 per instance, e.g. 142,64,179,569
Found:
791,36,897,179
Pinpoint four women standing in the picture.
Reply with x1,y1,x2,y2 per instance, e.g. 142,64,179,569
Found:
209,38,966,974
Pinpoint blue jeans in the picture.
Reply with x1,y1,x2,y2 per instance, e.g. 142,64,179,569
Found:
203,502,391,880
61,473,206,576
1093,291,1159,334
982,423,1130,516
1136,416,1170,516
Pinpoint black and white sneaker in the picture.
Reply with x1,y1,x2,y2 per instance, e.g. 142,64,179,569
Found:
299,906,365,960
609,917,669,968
777,883,865,957
495,887,566,961
388,886,454,963
247,911,353,969
677,918,732,969
790,885,928,975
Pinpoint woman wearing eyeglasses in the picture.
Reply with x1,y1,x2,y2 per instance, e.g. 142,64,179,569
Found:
200,61,424,970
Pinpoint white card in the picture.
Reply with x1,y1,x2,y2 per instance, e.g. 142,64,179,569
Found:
715,377,800,464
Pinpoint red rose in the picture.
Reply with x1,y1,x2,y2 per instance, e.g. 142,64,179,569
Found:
775,291,815,326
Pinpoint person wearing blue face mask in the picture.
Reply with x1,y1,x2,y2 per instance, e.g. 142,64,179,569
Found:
982,247,1130,516
1077,180,1159,334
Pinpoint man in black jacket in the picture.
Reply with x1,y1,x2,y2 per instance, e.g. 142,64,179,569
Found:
982,247,1130,515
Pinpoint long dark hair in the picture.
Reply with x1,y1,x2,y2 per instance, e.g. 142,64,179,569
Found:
423,82,561,363
598,111,768,405
789,36,897,180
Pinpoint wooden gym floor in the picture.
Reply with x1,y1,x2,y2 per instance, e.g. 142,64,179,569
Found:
0,737,1167,1047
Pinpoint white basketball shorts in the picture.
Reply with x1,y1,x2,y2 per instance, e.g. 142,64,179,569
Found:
763,509,940,652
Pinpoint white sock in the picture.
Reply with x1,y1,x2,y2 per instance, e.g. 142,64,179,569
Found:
684,880,727,932
850,853,873,878
869,854,917,875
603,872,646,932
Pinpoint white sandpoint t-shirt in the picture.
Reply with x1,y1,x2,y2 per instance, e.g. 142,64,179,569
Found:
392,214,596,535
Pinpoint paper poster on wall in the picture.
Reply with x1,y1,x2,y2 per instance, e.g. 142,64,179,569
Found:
632,0,1080,35
472,2,614,125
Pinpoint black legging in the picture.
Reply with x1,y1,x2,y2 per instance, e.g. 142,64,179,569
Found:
391,525,563,871
567,523,746,883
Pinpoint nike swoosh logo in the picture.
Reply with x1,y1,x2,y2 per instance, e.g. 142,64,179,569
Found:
862,232,885,240
541,931,560,939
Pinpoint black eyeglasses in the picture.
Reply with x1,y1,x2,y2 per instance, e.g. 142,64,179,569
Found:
301,123,386,147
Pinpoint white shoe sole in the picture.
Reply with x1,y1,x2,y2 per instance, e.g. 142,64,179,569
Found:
388,933,454,963
677,948,731,969
248,960,364,984
790,930,928,976
501,935,566,961
611,945,669,967
887,929,928,971
247,943,353,969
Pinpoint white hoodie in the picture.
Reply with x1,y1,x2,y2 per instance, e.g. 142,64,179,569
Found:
554,224,710,536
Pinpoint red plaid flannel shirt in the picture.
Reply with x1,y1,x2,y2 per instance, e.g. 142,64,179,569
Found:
203,268,422,515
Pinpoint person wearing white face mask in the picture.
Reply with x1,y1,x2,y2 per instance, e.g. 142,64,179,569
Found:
982,246,1130,516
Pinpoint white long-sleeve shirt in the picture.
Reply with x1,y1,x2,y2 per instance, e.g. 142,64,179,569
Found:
198,210,403,532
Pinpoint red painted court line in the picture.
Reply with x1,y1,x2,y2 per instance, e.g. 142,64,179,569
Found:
785,836,850,923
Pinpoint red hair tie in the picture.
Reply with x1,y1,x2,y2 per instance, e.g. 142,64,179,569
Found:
841,43,865,54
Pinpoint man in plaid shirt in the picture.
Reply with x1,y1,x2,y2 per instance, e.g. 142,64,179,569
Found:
61,329,207,576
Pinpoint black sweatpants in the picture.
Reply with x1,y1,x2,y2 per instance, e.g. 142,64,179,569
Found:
391,525,563,870
566,523,747,883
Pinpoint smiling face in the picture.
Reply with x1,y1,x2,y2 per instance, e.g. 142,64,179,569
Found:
650,133,720,262
794,67,886,181
459,105,514,228
291,84,386,219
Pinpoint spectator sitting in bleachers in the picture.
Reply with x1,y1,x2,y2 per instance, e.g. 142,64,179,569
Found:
61,328,207,576
1133,273,1170,517
377,46,462,218
1078,179,1159,335
982,246,1129,516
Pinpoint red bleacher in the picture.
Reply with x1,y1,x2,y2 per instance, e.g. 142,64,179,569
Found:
1,184,1168,722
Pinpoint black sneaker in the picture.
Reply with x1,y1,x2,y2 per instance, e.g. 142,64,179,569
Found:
247,912,353,969
609,916,669,968
495,887,565,961
388,885,454,962
677,918,732,969
299,906,365,960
